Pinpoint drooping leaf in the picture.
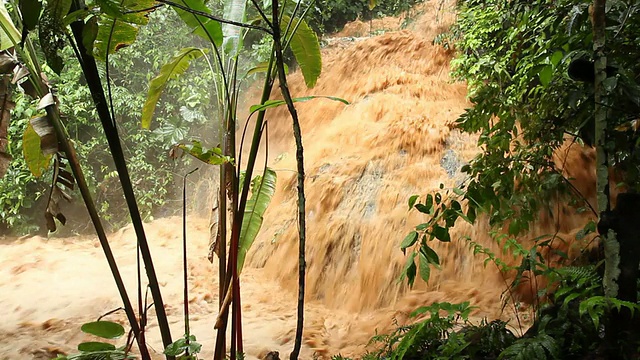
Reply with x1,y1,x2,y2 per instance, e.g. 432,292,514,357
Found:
368,0,377,10
249,95,348,113
92,0,155,60
418,250,431,283
172,140,232,165
23,121,53,177
80,321,125,339
400,231,418,253
45,155,75,232
141,47,206,128
282,16,321,88
402,252,417,287
170,0,222,46
246,61,287,77
77,342,116,352
421,245,440,266
238,168,277,273
20,0,42,31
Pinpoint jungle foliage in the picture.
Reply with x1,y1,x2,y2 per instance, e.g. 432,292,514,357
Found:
397,0,640,358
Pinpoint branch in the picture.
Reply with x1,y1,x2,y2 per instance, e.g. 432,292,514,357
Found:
155,0,273,35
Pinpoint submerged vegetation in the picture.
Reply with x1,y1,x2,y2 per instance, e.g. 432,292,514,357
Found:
1,0,640,359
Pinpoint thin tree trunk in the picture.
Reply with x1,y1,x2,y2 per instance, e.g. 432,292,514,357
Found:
592,0,620,299
271,2,307,358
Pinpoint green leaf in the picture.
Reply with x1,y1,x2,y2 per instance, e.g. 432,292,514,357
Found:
431,225,451,242
238,168,277,273
403,252,417,287
20,0,42,31
603,77,618,92
550,50,563,67
80,321,125,339
93,0,155,59
22,122,52,177
538,64,553,86
82,16,99,56
368,0,378,10
421,245,440,266
282,16,321,88
164,335,202,356
142,47,206,128
176,140,232,165
418,250,431,283
408,195,419,209
171,0,222,46
249,95,349,113
77,342,116,352
400,231,418,252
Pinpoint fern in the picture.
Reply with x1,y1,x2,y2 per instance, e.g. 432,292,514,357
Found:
499,334,560,360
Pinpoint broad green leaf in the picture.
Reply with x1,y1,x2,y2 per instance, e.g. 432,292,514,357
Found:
282,16,321,88
538,64,553,86
175,140,232,165
400,231,418,252
81,321,125,339
142,47,206,128
238,168,277,273
20,0,42,31
171,0,222,46
408,194,419,209
93,0,155,60
23,122,52,177
77,342,116,352
249,95,349,113
368,0,378,10
37,0,71,73
418,250,431,283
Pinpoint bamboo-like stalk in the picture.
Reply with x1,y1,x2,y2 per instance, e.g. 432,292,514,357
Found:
67,9,174,358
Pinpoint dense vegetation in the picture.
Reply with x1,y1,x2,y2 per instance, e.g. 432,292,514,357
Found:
394,0,640,358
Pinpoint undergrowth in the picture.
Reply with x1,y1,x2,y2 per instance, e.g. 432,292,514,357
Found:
333,262,640,360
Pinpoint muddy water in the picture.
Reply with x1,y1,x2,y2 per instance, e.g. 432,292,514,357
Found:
0,2,598,359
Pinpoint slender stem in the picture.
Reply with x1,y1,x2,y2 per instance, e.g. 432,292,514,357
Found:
183,168,198,352
272,1,307,358
68,12,174,358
